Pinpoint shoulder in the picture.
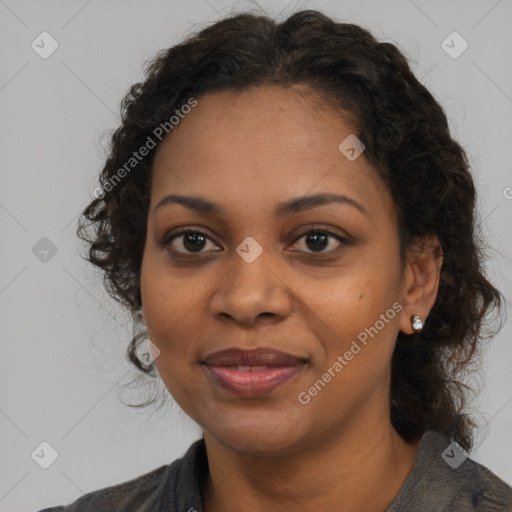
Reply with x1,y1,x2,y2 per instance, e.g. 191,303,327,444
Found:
453,456,512,511
36,438,207,512
387,431,512,512
37,464,170,512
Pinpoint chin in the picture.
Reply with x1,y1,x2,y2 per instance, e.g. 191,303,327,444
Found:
204,420,307,457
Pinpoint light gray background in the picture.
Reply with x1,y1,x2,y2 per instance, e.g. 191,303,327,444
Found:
1,1,511,510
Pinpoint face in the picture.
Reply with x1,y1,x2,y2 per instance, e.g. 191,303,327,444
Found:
140,86,409,455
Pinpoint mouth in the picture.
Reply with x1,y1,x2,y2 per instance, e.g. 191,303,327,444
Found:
201,347,308,398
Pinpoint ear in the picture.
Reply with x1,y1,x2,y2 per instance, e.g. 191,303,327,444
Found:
398,235,443,335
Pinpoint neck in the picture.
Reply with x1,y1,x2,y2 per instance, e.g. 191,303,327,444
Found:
201,420,421,512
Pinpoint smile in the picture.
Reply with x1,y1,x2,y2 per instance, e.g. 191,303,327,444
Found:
203,364,306,397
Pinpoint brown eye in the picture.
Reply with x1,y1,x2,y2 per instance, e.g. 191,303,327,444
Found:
164,229,219,254
291,228,351,254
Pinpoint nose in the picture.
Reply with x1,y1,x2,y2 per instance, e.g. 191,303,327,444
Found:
208,246,293,327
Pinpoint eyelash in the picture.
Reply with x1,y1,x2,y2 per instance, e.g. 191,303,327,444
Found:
160,226,352,258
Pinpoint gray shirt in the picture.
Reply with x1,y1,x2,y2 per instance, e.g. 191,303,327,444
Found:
38,430,512,511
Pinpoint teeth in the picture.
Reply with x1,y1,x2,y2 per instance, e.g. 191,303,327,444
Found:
235,365,270,371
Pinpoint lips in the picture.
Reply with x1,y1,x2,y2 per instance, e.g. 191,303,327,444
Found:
202,347,307,397
203,347,306,366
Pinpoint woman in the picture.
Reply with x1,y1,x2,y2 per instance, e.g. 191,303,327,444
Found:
39,9,512,512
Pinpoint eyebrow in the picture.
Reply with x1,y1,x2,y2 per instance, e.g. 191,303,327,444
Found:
153,192,369,218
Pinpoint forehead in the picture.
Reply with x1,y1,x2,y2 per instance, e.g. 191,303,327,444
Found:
155,86,358,156
150,86,395,223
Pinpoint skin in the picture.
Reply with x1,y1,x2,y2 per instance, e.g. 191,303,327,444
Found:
140,85,442,512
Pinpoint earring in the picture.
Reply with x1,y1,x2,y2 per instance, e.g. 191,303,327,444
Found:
132,308,147,337
411,314,423,332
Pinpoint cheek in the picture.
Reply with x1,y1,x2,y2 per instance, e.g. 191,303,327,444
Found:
307,274,401,398
140,256,187,354
142,287,196,357
140,267,219,393
141,250,209,338
309,266,398,339
303,260,402,387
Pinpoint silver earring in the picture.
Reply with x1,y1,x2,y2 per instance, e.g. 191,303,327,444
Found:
132,308,147,337
411,314,423,332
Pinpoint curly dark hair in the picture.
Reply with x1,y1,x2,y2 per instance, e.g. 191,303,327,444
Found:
77,9,503,452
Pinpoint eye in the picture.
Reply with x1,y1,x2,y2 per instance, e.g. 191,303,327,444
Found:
162,229,220,254
290,227,351,254
161,226,352,257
